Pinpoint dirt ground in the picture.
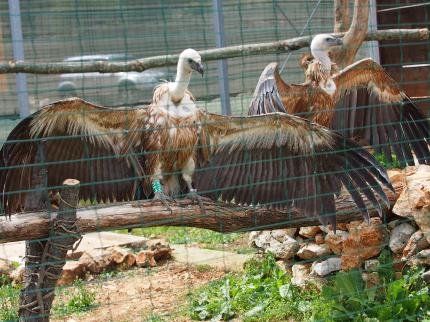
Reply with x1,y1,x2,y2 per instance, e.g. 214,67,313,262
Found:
51,259,230,322
50,239,250,322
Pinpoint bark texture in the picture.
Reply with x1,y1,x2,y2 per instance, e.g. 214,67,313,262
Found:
0,29,426,75
330,0,369,67
2,184,403,245
334,0,351,33
19,176,81,322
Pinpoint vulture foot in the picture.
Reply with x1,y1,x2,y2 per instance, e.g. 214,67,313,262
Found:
185,190,209,213
151,192,177,213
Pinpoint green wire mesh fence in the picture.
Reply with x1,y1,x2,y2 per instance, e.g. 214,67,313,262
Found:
0,0,430,321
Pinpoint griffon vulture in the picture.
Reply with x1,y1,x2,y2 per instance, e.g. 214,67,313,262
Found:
248,34,430,168
0,49,394,230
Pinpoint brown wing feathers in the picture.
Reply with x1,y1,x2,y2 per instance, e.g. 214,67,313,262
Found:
194,113,394,227
0,98,144,214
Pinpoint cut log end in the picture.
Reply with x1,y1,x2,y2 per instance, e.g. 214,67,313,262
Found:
62,179,80,186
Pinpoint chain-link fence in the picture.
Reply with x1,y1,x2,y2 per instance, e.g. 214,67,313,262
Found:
1,0,430,321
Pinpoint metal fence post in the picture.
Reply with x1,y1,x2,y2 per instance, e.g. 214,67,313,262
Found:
8,0,30,118
212,0,231,115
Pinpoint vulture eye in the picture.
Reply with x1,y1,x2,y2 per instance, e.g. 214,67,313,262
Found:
326,38,330,41
187,58,193,63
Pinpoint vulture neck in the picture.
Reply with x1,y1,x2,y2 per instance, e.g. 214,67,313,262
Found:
169,65,192,102
311,49,331,71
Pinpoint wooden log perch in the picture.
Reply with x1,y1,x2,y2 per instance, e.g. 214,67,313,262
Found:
0,183,403,244
0,29,427,75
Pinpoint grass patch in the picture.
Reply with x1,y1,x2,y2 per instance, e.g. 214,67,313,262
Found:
116,226,244,245
185,251,430,321
197,264,212,272
0,275,20,321
52,277,101,318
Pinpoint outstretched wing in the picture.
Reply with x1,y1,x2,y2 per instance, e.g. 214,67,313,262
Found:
248,63,287,115
331,58,430,167
0,98,147,214
194,111,394,229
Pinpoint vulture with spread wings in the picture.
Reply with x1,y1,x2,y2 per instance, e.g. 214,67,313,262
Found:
0,49,394,230
249,34,430,168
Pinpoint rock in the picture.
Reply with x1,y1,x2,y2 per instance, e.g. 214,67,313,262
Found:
421,271,430,284
394,272,402,280
9,264,25,285
312,257,342,277
391,253,404,272
402,230,430,260
315,232,325,245
292,262,327,291
417,249,430,266
291,263,312,287
297,242,333,260
0,259,15,278
276,258,293,275
362,272,382,288
393,173,430,244
78,249,115,274
387,169,406,183
325,231,348,254
144,239,172,260
337,223,348,231
253,231,272,248
299,226,322,239
389,222,414,253
271,228,297,242
106,246,136,270
341,218,388,271
58,261,86,286
136,250,157,267
364,259,380,271
266,235,300,259
248,231,260,248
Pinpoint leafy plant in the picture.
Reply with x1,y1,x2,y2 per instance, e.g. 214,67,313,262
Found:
311,251,430,322
0,275,20,321
188,251,322,321
197,264,212,272
52,277,100,317
373,152,401,170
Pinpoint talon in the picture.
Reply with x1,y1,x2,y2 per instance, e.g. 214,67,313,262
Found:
152,191,176,213
185,189,206,213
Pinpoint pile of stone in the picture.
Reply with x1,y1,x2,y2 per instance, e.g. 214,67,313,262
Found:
248,165,430,289
1,238,172,287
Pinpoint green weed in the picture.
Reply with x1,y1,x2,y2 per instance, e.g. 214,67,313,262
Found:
52,277,100,318
187,251,323,321
117,226,243,245
373,152,401,170
0,275,20,321
311,250,430,322
197,264,212,272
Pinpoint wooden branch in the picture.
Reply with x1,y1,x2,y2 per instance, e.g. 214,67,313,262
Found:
334,0,351,33
0,183,403,244
0,29,427,75
330,0,369,67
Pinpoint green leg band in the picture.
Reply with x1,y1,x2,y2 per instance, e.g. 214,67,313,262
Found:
152,180,163,193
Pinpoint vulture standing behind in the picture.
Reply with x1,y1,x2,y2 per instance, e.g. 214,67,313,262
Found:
249,34,430,168
0,49,395,230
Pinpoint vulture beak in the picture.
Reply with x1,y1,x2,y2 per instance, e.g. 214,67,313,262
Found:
195,62,205,77
334,38,343,46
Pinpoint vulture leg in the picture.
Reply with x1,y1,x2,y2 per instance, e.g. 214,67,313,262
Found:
152,191,177,213
182,158,208,213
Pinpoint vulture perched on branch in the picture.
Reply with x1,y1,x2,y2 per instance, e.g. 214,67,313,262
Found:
0,49,394,230
249,34,430,168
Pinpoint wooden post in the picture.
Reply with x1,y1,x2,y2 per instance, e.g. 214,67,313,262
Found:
19,141,81,321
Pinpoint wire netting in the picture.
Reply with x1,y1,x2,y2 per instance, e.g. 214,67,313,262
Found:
1,0,430,321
